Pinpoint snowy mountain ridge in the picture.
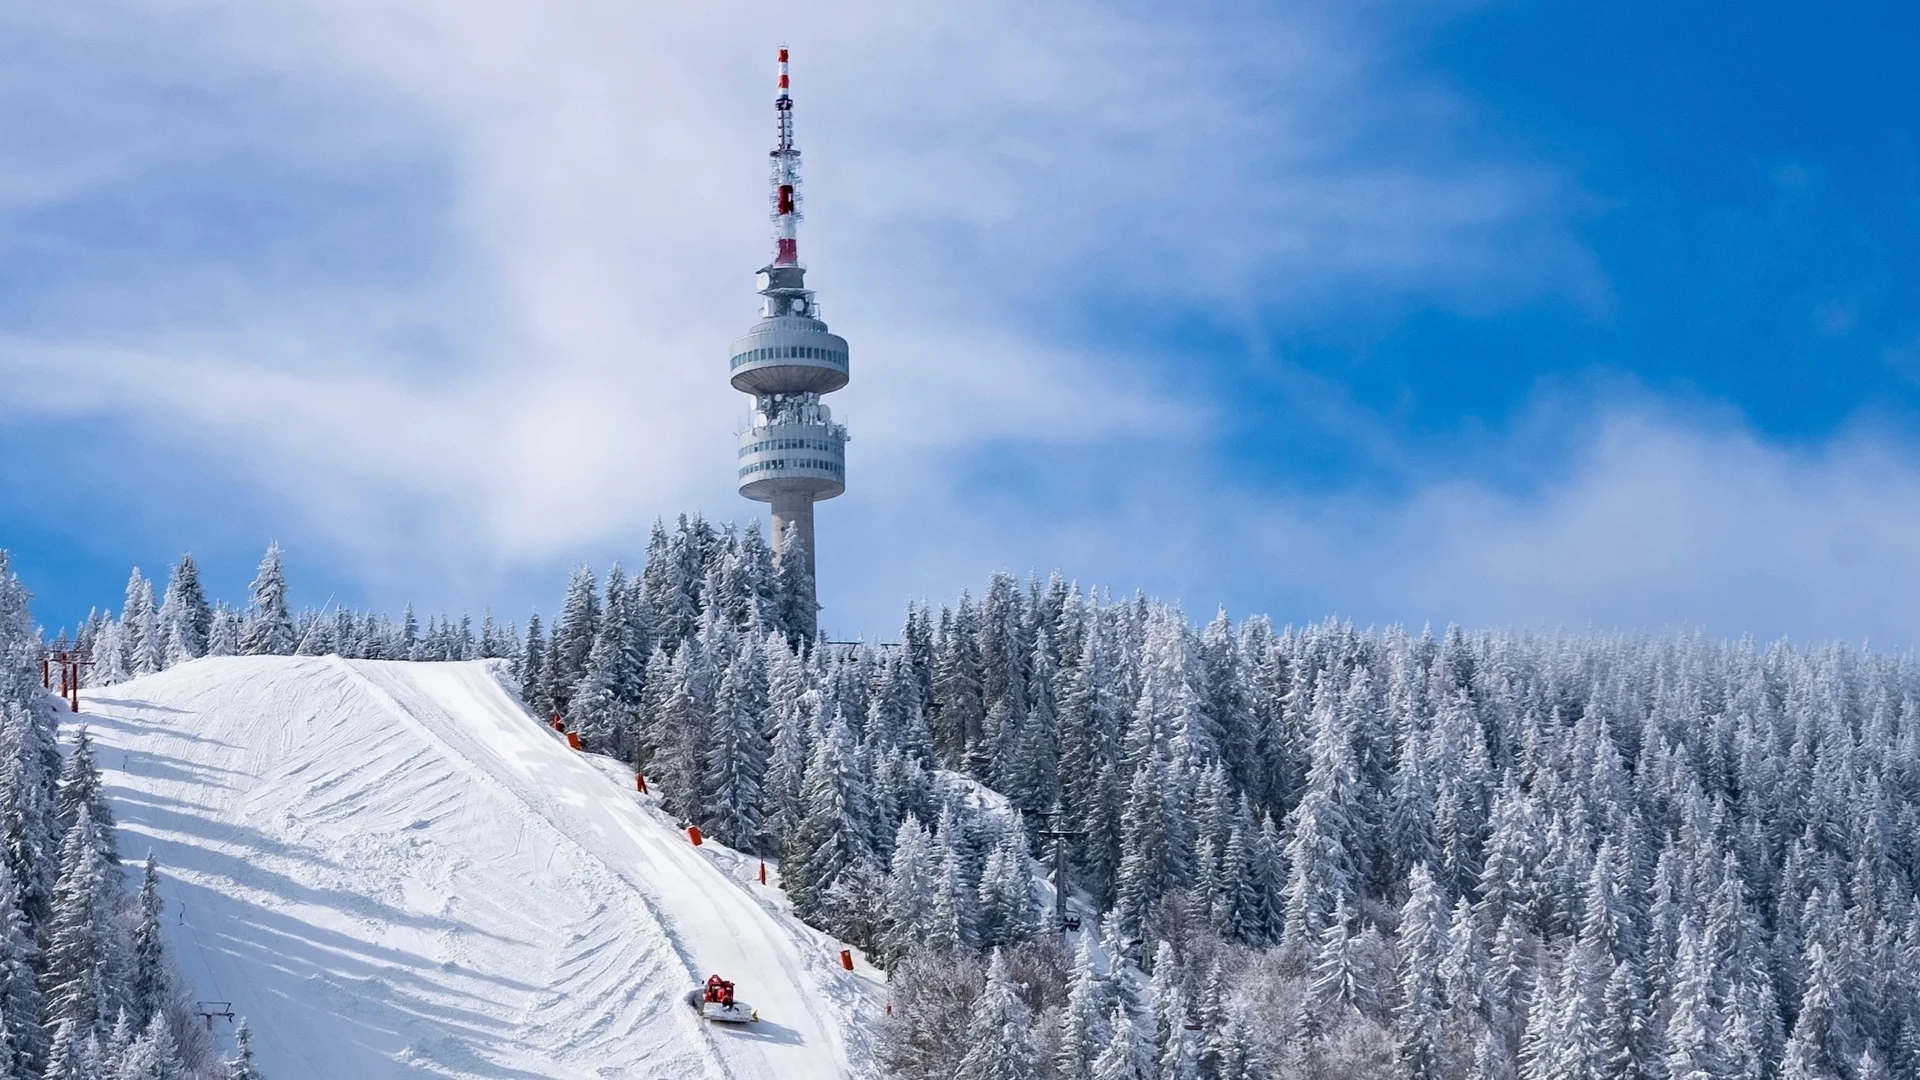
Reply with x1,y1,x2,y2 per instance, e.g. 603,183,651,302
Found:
77,655,880,1079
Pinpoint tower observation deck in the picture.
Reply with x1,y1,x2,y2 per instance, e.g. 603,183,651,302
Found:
733,48,847,621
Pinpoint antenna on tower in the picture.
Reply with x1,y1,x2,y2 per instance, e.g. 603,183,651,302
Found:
771,45,801,267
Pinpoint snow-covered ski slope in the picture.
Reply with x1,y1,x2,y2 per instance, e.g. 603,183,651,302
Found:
79,657,876,1080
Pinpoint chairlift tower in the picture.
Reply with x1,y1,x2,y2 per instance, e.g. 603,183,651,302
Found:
1034,806,1088,935
731,47,849,626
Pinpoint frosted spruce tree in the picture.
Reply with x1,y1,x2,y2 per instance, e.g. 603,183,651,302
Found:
703,634,771,849
875,816,935,969
124,571,161,677
953,949,1038,1080
1055,932,1112,1080
239,544,295,656
119,1012,186,1080
772,522,816,645
43,803,118,1040
1091,1006,1148,1080
157,555,210,666
56,730,118,867
228,1020,264,1080
0,862,43,1079
205,604,240,657
129,855,168,1029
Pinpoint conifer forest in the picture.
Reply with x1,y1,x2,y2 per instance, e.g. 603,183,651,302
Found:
1,554,265,1080
54,515,1920,1080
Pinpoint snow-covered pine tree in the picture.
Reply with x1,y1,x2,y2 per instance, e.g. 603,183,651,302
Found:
43,803,119,1039
1515,951,1563,1080
119,1012,185,1080
57,729,118,866
1209,1009,1266,1080
735,523,781,632
1781,938,1854,1080
1009,631,1061,819
100,1009,134,1077
1396,862,1449,1080
647,520,699,650
476,611,510,660
953,949,1039,1080
126,572,162,676
1200,610,1256,792
784,711,875,929
205,604,239,658
1091,1005,1149,1080
1600,957,1652,1080
292,610,331,657
1149,941,1194,1080
928,802,978,951
876,816,936,968
865,651,922,758
549,566,600,714
1543,944,1603,1080
977,574,1027,734
1661,915,1724,1080
88,621,129,686
330,608,358,658
1280,674,1362,956
705,635,770,850
157,555,211,666
773,522,816,645
570,574,644,759
760,639,812,843
932,599,986,770
976,817,1039,950
902,603,936,708
42,1018,86,1080
1057,615,1123,903
228,1019,264,1080
520,614,550,716
647,648,710,822
130,854,167,1029
238,544,295,656
0,707,59,932
0,861,42,1079
1114,747,1180,937
1056,932,1112,1080
1300,894,1369,1039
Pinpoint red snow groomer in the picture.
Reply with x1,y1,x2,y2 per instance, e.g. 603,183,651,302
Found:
688,974,758,1023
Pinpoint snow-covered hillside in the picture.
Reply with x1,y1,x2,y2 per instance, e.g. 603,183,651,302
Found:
77,656,878,1079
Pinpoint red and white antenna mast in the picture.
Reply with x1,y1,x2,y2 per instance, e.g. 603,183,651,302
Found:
771,46,801,266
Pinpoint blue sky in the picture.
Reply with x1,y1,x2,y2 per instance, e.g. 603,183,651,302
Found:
2,2,1918,644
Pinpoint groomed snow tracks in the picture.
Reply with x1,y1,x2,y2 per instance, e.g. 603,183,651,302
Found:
79,656,872,1080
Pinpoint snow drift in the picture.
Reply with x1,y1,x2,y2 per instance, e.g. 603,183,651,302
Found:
77,656,877,1079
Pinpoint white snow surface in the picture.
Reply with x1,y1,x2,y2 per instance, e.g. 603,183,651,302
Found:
78,656,879,1079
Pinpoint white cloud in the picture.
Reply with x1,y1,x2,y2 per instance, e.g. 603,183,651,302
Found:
1,1,1601,622
1349,411,1920,646
873,404,1920,648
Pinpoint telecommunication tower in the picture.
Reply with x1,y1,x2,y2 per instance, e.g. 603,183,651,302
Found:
730,47,848,625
